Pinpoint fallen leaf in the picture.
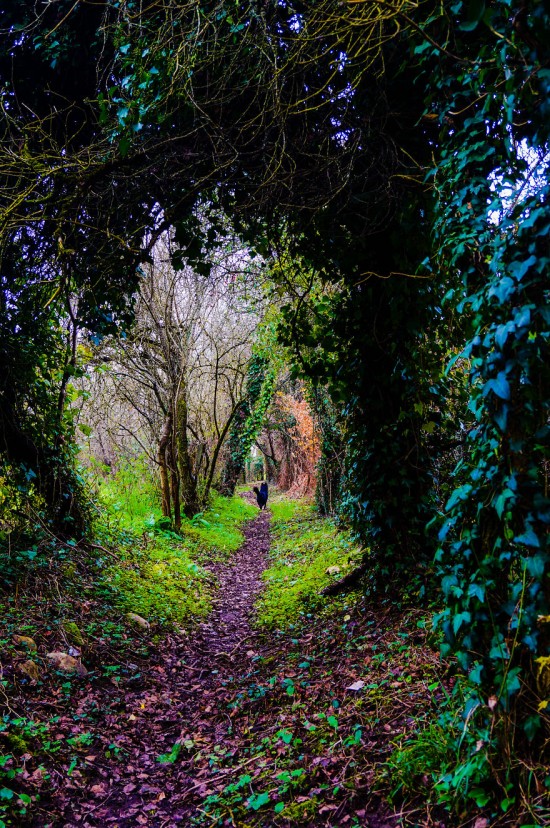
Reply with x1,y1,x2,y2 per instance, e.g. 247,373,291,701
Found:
90,784,106,797
346,680,365,691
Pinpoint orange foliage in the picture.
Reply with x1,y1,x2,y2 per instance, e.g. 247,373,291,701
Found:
275,391,321,498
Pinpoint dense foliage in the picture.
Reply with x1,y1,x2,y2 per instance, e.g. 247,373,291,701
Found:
426,0,550,798
222,354,276,495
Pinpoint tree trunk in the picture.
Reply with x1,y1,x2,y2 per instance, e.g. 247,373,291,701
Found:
158,412,172,518
175,389,199,517
167,435,181,531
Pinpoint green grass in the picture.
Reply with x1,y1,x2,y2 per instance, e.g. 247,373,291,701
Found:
106,534,212,625
268,497,303,523
180,494,257,560
95,463,256,625
254,496,363,630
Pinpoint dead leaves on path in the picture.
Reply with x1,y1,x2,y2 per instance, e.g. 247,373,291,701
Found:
2,509,446,827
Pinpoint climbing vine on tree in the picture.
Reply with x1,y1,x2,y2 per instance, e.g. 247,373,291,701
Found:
416,0,550,802
222,354,276,494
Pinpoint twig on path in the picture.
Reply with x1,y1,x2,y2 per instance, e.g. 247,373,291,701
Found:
85,791,115,815
213,633,257,659
195,806,221,826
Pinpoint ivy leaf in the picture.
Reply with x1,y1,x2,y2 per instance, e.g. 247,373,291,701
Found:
483,373,510,401
469,663,483,685
157,742,182,764
508,256,537,281
459,0,486,31
445,484,472,511
118,136,131,158
453,610,471,634
514,306,531,328
248,791,270,810
467,582,485,602
493,404,509,432
524,554,546,578
515,529,540,548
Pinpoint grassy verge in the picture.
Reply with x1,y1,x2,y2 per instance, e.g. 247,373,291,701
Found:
255,494,364,630
98,469,256,625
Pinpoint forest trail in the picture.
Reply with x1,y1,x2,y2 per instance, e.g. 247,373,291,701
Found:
54,501,274,827
196,501,271,657
29,499,417,828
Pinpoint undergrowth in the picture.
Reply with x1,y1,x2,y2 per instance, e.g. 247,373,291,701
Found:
251,498,549,826
384,679,550,826
0,460,255,827
189,591,444,827
255,496,363,630
95,463,256,625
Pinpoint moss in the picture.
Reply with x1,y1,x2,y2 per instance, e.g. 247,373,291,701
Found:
278,797,319,820
62,620,84,645
99,480,255,626
3,734,28,755
255,500,363,630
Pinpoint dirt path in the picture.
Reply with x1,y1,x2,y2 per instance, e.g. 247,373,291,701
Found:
55,504,272,827
34,501,406,828
194,505,271,657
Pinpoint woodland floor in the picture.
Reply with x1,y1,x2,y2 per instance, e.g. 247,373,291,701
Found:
55,499,275,827
3,497,452,828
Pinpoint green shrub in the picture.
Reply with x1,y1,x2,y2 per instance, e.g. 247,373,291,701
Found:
96,457,161,532
384,680,521,816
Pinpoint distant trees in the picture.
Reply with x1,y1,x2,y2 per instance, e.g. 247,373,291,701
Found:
81,234,264,524
255,385,321,498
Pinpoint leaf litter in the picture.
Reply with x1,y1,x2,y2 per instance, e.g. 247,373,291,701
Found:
2,502,452,828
